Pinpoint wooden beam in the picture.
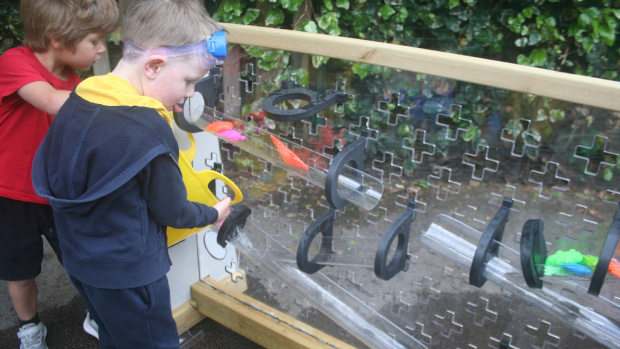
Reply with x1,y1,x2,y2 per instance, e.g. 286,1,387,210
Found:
222,23,620,112
191,279,356,349
173,299,205,335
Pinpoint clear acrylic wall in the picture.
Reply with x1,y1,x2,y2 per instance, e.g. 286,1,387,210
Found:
184,32,620,348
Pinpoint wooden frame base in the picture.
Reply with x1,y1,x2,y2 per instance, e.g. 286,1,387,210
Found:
173,299,205,335
189,278,356,349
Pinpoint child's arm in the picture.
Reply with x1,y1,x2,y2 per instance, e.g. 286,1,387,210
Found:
145,154,226,228
212,197,232,223
18,81,71,116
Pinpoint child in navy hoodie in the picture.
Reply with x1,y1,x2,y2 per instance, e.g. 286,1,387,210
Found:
32,0,231,347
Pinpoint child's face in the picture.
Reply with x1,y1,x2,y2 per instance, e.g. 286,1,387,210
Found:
59,32,107,72
147,56,210,112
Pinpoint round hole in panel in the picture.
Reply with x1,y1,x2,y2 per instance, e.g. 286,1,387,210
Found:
183,92,205,123
203,230,226,260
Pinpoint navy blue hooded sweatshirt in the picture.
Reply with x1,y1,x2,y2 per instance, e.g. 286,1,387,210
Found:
32,85,218,289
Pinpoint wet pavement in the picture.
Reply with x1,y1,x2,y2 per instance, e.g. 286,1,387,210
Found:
0,240,262,349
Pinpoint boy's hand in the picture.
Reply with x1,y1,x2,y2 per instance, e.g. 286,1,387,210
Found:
213,197,232,223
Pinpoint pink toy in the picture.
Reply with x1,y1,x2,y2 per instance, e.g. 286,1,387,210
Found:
218,129,245,141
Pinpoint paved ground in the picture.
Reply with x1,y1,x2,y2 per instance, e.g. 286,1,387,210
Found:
0,240,262,349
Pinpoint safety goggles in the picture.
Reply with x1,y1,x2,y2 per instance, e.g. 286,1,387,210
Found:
122,30,226,69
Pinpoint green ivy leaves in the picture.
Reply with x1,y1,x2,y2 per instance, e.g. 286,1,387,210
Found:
0,2,23,55
215,0,619,180
317,12,341,35
265,8,285,26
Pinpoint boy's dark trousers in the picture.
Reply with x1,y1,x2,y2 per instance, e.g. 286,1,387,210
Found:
69,275,180,349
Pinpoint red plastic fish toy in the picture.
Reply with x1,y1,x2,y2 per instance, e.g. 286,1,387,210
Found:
609,258,620,278
206,121,234,133
270,135,309,171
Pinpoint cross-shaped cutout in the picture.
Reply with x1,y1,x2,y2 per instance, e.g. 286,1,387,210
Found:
451,205,487,231
377,91,412,126
248,158,272,180
524,320,560,348
259,219,290,238
209,66,223,82
465,297,498,326
225,262,244,283
238,63,261,94
277,178,301,205
327,80,351,114
558,280,579,299
604,189,620,203
338,223,361,239
218,85,242,113
500,288,525,314
301,115,327,136
612,295,620,308
309,124,342,158
489,184,526,212
435,104,471,141
278,126,304,147
501,118,541,157
574,135,619,176
428,167,461,201
344,270,363,291
489,333,516,349
556,204,598,239
371,152,403,184
415,276,441,304
297,207,316,230
293,298,317,319
403,129,436,164
396,189,427,213
204,152,220,171
349,116,379,141
385,291,412,316
441,266,469,292
366,205,389,229
432,310,463,338
257,193,279,218
528,161,569,199
220,142,241,161
405,322,432,345
462,145,499,181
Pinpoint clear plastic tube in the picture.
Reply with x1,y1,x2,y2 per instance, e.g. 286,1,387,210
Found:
184,106,383,211
426,215,619,283
223,221,427,349
244,220,380,268
420,215,620,349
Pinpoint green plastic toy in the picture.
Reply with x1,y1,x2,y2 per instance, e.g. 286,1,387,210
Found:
544,249,599,276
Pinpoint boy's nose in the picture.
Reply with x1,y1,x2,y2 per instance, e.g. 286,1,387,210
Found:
98,42,107,54
185,87,196,98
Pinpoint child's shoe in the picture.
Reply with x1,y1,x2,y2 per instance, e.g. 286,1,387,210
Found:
83,312,99,339
17,322,47,349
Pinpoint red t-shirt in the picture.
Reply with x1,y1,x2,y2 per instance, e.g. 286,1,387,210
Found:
0,46,81,204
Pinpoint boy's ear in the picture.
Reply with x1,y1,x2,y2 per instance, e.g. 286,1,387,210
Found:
50,37,62,50
143,55,167,79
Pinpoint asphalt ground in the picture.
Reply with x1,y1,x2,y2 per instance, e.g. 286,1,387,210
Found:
0,239,263,349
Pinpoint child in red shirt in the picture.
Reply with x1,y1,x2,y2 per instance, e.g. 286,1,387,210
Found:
0,1,120,348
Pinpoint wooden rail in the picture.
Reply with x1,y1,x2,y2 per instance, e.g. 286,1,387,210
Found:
223,23,620,112
191,279,356,349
